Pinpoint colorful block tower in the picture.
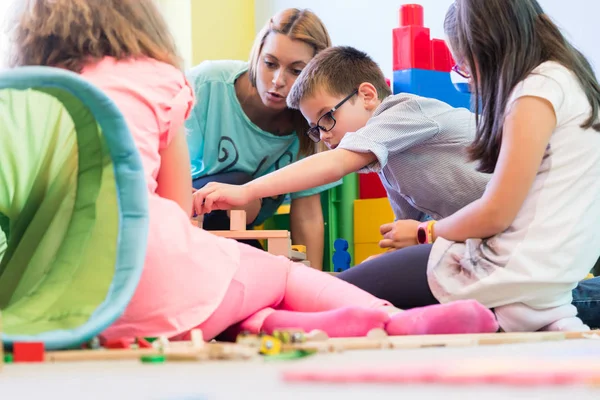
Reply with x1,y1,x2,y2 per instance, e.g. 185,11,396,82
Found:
392,4,471,109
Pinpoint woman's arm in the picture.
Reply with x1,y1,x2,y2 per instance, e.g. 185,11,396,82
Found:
290,194,325,270
434,96,557,241
157,129,193,217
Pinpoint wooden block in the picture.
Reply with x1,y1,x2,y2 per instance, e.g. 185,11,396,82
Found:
267,237,291,257
190,329,204,349
229,210,246,231
210,230,289,239
283,331,595,354
44,342,257,362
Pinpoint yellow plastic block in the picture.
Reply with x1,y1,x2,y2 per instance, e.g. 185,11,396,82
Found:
354,243,387,265
354,198,395,244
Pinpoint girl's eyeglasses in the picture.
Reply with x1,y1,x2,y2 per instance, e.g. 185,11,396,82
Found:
451,64,471,80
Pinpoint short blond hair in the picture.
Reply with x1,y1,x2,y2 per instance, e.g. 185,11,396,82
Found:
288,46,391,110
248,8,331,157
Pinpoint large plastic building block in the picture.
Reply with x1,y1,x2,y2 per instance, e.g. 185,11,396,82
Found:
320,174,358,271
392,4,459,73
393,27,430,71
358,172,387,199
399,3,423,26
393,4,430,71
332,239,351,272
13,342,45,362
431,39,453,72
355,243,387,265
354,198,395,244
393,69,471,109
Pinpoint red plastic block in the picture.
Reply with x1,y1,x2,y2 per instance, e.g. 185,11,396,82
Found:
359,173,387,199
399,4,424,27
13,342,45,362
385,78,391,87
431,39,454,72
393,26,431,71
103,338,132,349
136,337,153,349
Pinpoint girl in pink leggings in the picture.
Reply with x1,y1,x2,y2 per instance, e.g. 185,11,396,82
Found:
8,0,498,340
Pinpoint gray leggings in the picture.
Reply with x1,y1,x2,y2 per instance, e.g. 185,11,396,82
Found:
337,244,439,309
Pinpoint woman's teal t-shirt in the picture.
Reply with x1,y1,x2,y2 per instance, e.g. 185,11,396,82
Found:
185,60,340,224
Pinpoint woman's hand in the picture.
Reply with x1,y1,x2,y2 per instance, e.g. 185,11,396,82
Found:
378,219,420,249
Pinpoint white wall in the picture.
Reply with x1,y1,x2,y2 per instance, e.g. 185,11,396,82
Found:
255,0,600,80
0,1,14,69
155,0,193,70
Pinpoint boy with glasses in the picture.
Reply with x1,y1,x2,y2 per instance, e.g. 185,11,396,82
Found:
194,45,487,228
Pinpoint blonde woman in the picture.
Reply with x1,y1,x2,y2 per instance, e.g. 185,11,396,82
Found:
187,9,334,269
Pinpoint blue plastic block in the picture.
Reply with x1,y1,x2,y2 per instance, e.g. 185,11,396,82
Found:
332,238,351,272
393,69,471,109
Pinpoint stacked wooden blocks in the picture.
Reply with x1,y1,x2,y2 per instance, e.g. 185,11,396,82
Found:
209,210,310,266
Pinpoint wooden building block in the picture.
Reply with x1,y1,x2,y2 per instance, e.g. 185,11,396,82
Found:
267,237,292,257
229,210,246,231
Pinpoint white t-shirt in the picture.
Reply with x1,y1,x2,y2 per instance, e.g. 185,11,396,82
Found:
427,61,600,331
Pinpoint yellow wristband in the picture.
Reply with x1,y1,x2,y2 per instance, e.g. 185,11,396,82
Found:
426,220,436,244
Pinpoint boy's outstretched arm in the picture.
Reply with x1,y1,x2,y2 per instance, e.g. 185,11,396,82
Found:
193,149,375,215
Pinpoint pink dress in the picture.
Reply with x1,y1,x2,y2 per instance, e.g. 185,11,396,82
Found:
81,57,241,338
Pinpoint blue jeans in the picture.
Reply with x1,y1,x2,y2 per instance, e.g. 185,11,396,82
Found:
572,277,600,329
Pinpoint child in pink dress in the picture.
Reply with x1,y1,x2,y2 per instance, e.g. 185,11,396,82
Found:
8,0,499,340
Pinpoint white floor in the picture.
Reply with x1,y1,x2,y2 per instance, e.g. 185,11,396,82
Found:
2,340,600,399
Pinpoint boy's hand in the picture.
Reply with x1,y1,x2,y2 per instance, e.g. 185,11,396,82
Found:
193,182,252,215
379,219,420,249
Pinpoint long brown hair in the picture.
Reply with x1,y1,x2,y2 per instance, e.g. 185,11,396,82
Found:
8,0,181,73
248,8,331,157
445,0,600,173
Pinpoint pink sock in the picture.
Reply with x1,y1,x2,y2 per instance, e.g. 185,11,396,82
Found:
386,300,499,335
262,307,390,338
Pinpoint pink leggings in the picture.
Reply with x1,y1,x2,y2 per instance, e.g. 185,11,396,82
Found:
191,244,389,340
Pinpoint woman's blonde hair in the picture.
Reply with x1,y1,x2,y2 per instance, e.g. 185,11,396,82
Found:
8,0,181,73
248,8,331,157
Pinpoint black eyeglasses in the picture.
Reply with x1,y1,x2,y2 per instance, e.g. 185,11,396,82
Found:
306,89,359,143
